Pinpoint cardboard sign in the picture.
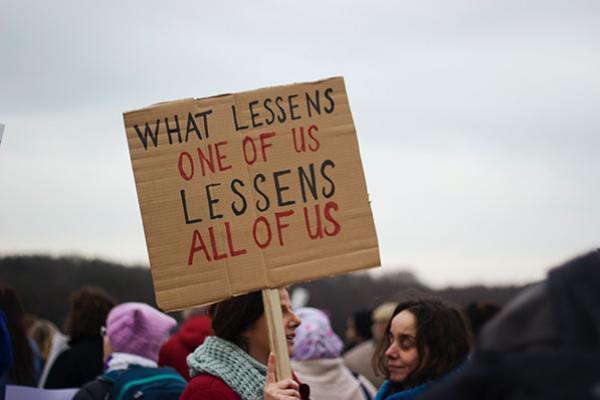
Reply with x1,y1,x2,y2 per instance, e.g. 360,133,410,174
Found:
123,77,379,311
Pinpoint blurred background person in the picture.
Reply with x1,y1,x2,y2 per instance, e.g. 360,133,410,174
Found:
373,299,471,399
345,302,397,388
463,302,500,339
45,285,116,388
27,317,59,367
158,306,213,380
0,285,42,389
344,309,373,353
292,307,376,400
36,319,69,388
75,302,184,400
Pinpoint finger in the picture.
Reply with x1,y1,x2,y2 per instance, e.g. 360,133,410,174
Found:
275,379,299,391
266,352,276,385
278,388,300,398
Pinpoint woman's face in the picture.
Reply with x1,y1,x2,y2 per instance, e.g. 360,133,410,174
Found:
384,310,420,383
245,288,301,364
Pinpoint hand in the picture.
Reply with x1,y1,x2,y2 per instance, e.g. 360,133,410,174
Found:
264,352,301,400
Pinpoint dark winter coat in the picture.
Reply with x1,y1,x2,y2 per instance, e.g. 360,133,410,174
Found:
44,337,104,389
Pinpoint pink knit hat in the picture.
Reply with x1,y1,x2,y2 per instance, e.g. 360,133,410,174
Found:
292,307,343,361
106,302,176,361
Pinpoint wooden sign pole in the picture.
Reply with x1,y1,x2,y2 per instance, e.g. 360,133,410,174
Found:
262,288,293,380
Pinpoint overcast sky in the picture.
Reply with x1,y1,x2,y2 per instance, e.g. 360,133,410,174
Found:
1,0,598,287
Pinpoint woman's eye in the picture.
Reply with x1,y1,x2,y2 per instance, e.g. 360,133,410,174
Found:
400,340,415,350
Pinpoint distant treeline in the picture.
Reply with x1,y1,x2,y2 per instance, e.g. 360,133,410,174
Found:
0,254,527,337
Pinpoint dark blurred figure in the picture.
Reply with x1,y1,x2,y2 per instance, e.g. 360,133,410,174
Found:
45,286,116,388
0,285,42,390
0,311,11,375
1,310,13,400
421,251,600,400
158,307,213,380
464,302,500,338
344,309,373,352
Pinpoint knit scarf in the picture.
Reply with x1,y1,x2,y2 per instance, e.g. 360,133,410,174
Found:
105,352,157,372
187,336,267,400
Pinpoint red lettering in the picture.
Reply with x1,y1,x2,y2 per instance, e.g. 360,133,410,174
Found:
292,127,305,152
196,145,215,176
188,230,211,265
324,201,341,236
215,141,232,171
208,226,227,261
275,210,294,246
243,136,258,165
303,204,323,239
259,132,276,161
225,222,247,257
307,124,320,151
178,151,194,180
252,216,272,249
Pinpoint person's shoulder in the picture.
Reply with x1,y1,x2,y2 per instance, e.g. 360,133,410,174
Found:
181,374,241,400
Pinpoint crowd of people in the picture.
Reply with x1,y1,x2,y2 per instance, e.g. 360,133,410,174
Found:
0,250,598,399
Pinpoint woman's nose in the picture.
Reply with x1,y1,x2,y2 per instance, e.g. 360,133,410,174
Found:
384,343,398,359
291,311,301,328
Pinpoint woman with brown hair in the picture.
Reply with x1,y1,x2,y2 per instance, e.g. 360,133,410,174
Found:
373,299,472,400
180,288,308,400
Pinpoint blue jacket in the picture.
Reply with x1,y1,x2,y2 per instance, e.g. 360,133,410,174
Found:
375,363,467,400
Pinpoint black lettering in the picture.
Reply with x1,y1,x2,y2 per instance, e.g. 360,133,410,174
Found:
231,105,249,131
275,96,287,123
273,169,295,207
205,183,223,220
324,88,335,113
264,98,276,125
195,110,213,138
134,120,160,150
249,100,263,128
180,190,202,224
186,112,203,141
164,115,182,145
288,94,301,120
253,173,270,212
305,90,321,118
298,163,318,202
231,179,248,216
321,160,335,198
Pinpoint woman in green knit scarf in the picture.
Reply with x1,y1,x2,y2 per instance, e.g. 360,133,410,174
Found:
181,288,308,400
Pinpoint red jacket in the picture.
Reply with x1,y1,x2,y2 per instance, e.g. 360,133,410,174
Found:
180,374,240,400
158,316,213,381
180,373,310,400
